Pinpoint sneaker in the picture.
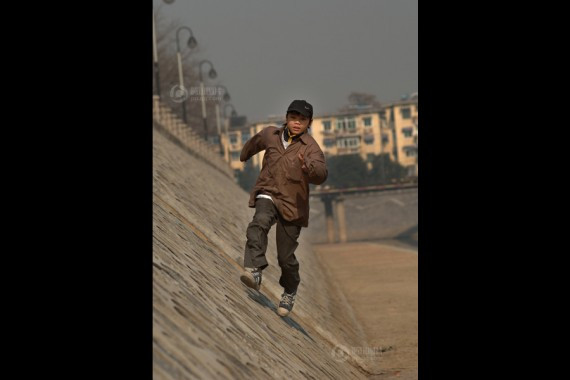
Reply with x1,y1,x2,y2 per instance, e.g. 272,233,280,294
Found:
240,268,262,291
277,291,296,317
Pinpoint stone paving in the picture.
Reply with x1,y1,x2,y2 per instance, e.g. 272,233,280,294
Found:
153,127,379,379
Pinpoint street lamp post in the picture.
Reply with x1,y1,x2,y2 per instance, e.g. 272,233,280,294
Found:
198,60,217,141
222,103,237,163
175,26,197,124
223,103,237,135
215,85,231,153
152,11,161,98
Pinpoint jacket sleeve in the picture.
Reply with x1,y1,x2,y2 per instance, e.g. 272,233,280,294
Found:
240,127,268,162
303,144,328,185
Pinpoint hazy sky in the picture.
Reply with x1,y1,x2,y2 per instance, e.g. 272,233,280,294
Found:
153,0,417,123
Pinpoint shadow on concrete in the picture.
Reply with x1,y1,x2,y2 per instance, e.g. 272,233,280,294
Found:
280,315,315,342
246,288,276,311
395,224,418,249
246,288,315,342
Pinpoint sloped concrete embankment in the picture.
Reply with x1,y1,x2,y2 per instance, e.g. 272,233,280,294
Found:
153,127,375,379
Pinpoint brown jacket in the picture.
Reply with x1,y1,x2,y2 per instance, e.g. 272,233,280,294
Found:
240,126,328,227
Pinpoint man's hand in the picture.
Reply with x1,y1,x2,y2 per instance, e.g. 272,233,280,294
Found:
298,153,308,173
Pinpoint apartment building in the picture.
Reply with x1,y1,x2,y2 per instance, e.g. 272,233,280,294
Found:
221,96,418,176
220,125,252,172
311,110,394,170
248,116,285,172
382,99,418,176
220,115,283,173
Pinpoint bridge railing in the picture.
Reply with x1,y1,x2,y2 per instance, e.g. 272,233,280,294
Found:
311,178,418,197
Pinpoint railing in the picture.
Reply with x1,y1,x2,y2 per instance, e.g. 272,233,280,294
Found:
336,146,360,154
153,95,234,178
312,177,418,197
333,128,360,137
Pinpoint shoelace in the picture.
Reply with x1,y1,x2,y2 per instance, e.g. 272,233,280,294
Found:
281,293,295,306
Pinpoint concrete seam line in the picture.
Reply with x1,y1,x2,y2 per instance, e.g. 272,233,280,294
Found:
313,249,369,346
153,194,377,374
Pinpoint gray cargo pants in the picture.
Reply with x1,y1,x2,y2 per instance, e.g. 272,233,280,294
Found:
243,198,302,294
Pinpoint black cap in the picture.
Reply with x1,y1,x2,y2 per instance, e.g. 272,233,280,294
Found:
287,99,313,119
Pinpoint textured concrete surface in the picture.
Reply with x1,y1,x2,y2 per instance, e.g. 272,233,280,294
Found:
314,242,418,379
153,127,380,379
306,189,418,244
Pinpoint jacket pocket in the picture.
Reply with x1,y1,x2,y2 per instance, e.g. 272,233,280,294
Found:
286,170,302,182
286,159,304,182
287,145,309,183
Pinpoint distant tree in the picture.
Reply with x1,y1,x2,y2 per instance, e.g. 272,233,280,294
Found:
338,92,382,112
236,160,259,192
154,8,223,138
326,154,369,189
368,154,408,185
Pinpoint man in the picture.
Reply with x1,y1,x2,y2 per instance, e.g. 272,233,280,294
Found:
239,99,328,317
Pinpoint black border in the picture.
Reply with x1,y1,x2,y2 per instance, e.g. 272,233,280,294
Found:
34,3,153,378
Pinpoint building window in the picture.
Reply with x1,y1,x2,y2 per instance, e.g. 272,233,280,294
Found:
363,135,374,145
336,117,356,132
337,137,360,148
363,117,372,126
401,107,411,119
323,137,335,148
241,132,250,144
367,153,375,162
402,127,413,138
382,134,389,145
323,120,331,131
405,149,416,157
229,134,238,144
231,151,240,161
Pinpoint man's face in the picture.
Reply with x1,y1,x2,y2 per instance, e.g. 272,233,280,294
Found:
285,112,311,135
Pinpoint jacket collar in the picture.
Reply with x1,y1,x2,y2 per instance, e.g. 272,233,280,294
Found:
274,126,309,145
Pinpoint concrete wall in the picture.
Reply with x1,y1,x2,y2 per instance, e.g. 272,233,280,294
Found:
306,188,418,244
